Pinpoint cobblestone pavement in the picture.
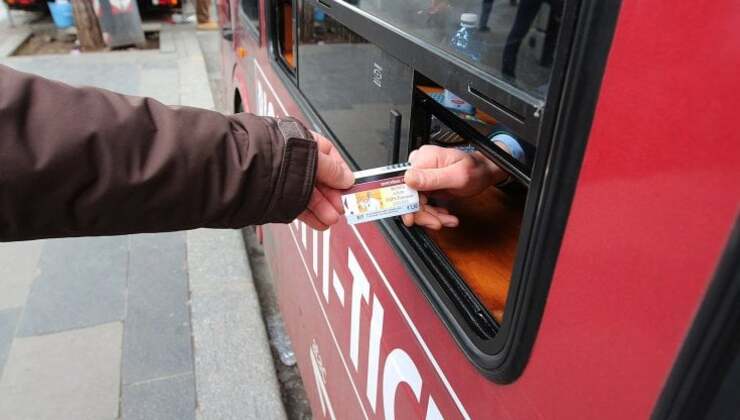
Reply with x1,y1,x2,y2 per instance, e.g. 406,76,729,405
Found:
0,25,286,420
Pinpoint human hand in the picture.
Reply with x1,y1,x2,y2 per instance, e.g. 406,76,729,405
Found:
401,145,506,229
297,131,354,230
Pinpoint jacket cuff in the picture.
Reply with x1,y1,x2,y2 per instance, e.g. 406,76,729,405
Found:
262,117,318,223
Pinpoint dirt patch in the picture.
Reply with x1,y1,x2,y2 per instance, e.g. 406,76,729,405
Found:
13,30,76,55
13,27,160,56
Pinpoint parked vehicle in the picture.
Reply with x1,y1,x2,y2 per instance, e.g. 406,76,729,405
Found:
2,0,179,16
3,0,47,12
136,0,179,14
218,0,740,418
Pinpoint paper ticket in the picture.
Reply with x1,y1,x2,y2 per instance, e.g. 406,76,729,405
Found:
342,163,420,225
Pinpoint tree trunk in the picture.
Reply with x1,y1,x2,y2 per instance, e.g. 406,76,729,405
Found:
71,0,105,51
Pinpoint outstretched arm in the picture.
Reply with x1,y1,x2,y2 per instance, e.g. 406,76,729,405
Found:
0,65,352,241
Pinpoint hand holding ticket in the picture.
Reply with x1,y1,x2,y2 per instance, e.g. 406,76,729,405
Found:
342,163,420,225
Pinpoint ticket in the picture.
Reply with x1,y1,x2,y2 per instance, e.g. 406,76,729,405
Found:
342,163,420,225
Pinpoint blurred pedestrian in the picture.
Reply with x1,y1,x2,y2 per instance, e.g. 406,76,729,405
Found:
196,0,217,30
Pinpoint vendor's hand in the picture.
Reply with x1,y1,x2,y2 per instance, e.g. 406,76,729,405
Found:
402,145,506,230
298,132,354,231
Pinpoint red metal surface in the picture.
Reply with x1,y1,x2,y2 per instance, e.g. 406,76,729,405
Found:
518,1,740,417
218,0,740,418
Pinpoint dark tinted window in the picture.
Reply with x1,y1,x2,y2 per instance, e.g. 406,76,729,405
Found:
298,3,413,168
343,0,563,99
707,349,740,420
241,0,259,33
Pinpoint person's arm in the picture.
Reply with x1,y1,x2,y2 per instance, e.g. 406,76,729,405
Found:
0,65,352,241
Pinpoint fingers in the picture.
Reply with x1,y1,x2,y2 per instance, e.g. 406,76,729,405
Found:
312,132,354,190
317,184,344,215
307,188,341,227
311,131,333,154
298,210,329,231
317,152,354,189
405,145,476,192
405,158,474,192
427,205,459,228
401,195,459,230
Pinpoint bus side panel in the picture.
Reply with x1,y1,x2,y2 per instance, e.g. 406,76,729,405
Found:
264,218,551,419
227,1,740,419
263,224,370,420
509,1,740,418
233,7,556,419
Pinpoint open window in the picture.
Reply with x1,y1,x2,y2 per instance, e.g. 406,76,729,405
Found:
404,76,529,333
273,0,296,71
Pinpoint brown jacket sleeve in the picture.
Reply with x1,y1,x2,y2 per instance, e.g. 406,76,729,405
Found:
0,65,317,241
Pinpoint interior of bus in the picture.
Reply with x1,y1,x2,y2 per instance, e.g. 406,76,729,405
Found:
270,0,562,331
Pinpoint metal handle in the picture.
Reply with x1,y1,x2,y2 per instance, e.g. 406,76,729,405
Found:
390,110,402,163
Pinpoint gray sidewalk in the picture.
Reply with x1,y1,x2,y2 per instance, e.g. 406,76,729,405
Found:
0,26,286,420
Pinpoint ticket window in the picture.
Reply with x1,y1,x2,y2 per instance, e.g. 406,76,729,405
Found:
274,0,295,70
406,76,530,325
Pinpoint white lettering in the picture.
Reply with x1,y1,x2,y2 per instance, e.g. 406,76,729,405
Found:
372,62,383,88
425,397,444,420
322,229,331,301
333,271,345,306
366,295,384,412
312,228,318,275
301,221,307,248
383,348,423,420
349,250,369,369
310,341,336,420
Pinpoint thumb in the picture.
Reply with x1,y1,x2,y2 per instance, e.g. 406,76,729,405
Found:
405,165,469,192
316,152,354,189
405,168,441,191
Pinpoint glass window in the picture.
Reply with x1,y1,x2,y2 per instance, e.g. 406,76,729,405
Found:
298,3,413,169
706,350,740,419
342,0,563,100
241,0,260,33
275,0,295,70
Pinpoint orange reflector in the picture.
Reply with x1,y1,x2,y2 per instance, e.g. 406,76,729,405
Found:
238,47,247,58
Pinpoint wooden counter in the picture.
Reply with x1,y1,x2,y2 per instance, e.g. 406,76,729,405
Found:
425,186,525,322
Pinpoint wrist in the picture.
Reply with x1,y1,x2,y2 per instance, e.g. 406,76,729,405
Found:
473,151,508,186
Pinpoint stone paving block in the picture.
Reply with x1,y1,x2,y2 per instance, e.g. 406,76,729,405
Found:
160,31,176,53
187,229,251,295
188,229,286,420
123,373,196,420
0,28,30,58
0,240,43,310
138,67,180,105
0,308,20,378
16,236,127,337
191,288,287,420
122,232,193,385
0,322,122,420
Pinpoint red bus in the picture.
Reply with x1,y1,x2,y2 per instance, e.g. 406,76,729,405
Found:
217,0,740,418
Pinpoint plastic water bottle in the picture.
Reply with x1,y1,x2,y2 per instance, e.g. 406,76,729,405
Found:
449,13,481,61
442,13,480,114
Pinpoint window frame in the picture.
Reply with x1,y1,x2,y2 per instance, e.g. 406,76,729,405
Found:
239,0,261,41
268,0,622,382
652,217,740,419
269,0,298,78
